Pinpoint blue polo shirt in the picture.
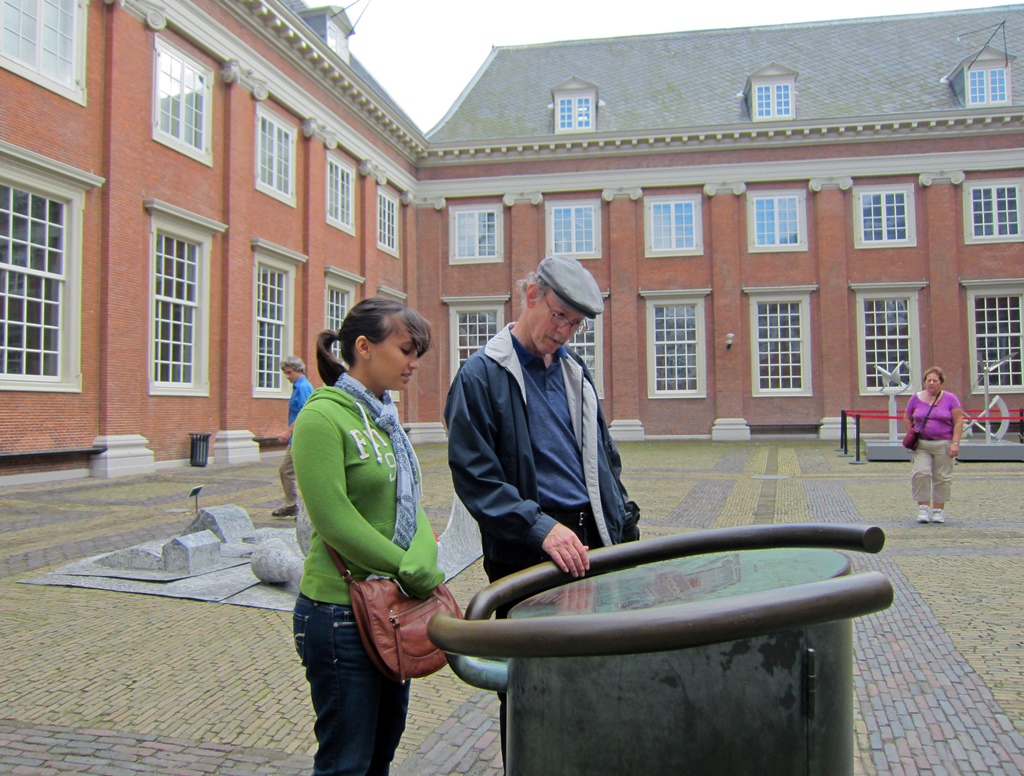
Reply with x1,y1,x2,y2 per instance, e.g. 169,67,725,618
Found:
288,376,314,445
510,335,589,511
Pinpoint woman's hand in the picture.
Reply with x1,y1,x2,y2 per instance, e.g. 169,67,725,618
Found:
949,441,960,458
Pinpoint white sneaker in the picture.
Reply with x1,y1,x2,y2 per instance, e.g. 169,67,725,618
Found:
931,509,945,524
917,506,932,523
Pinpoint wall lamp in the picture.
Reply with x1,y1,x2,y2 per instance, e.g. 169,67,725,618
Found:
725,333,735,350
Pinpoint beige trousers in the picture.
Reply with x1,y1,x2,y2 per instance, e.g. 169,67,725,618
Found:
279,446,298,507
911,438,954,505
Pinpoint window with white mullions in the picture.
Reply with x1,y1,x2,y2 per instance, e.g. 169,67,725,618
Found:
971,185,1020,238
152,233,197,385
255,107,295,204
377,190,398,253
456,210,496,259
862,298,911,389
0,184,64,379
973,295,1023,387
969,67,1008,104
155,41,210,157
3,0,75,85
326,156,354,231
568,315,603,397
861,192,907,243
552,205,594,255
753,196,800,247
653,304,699,393
456,310,497,368
255,265,286,390
326,284,350,360
558,96,591,131
756,301,804,392
651,201,695,251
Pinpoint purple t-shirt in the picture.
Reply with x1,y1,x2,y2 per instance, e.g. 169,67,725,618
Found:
905,390,962,440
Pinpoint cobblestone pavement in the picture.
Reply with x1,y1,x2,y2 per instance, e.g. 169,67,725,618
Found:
1,441,1022,775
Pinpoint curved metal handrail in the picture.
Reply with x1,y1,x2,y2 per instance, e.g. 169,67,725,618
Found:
431,571,892,659
464,523,884,621
436,523,888,691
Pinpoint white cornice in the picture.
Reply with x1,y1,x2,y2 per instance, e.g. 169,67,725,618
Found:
743,284,819,295
0,139,105,191
418,147,1024,201
639,288,712,298
849,281,928,292
441,295,512,305
420,113,1024,166
251,237,307,264
324,266,364,285
377,285,407,300
135,0,419,192
960,278,1024,288
144,199,228,233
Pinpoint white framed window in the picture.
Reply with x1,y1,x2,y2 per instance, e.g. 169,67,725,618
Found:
252,240,307,397
1,0,86,104
852,284,923,396
377,188,399,256
255,105,296,206
754,81,793,120
965,283,1024,393
643,291,709,398
0,149,100,393
968,66,1009,105
645,195,703,257
746,288,814,397
556,94,593,132
964,180,1022,243
326,154,355,234
152,38,213,165
568,314,604,398
325,267,361,360
546,199,601,259
145,201,224,396
854,185,917,248
445,297,507,379
746,191,806,252
449,204,502,264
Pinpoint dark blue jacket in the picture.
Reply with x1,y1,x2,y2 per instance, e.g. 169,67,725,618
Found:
444,326,637,570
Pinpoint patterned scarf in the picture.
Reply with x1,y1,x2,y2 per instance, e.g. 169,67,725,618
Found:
335,373,419,550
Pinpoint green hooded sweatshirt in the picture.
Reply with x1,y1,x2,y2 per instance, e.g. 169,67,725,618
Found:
291,386,443,605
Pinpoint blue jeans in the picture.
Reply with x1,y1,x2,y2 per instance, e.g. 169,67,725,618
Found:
293,594,410,776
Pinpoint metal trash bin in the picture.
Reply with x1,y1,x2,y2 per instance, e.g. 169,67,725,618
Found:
188,433,211,467
429,524,893,776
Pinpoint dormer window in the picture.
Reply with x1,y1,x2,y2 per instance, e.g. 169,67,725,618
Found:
948,47,1014,108
552,76,598,134
745,64,797,122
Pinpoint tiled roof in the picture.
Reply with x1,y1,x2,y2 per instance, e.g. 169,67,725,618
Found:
429,6,1024,142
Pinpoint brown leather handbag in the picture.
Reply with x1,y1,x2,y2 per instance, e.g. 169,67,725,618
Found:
325,543,463,683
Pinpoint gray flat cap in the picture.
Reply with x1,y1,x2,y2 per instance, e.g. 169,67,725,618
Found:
536,255,604,318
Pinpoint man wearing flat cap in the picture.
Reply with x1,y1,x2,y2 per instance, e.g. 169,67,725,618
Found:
445,255,639,761
444,253,639,587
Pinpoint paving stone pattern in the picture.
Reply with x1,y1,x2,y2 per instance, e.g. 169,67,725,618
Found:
1,440,1022,775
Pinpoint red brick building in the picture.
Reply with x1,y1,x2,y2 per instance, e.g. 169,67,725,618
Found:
1,1,1022,481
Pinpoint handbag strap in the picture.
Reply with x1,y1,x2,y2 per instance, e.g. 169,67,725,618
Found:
324,542,355,584
915,391,942,432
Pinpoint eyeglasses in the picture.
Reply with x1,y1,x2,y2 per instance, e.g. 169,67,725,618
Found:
543,295,589,334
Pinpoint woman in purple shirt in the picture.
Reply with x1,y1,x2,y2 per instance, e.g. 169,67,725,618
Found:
903,367,964,524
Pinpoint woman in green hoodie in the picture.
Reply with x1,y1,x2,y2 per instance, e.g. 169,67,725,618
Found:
291,297,445,776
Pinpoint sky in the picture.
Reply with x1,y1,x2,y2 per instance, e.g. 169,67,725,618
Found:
341,0,1013,132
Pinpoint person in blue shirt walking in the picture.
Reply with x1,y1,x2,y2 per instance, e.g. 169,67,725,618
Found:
274,355,314,518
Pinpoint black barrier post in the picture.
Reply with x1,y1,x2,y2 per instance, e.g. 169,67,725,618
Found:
838,410,851,456
850,413,867,465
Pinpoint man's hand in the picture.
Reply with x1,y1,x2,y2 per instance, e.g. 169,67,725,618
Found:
541,523,590,578
277,430,291,444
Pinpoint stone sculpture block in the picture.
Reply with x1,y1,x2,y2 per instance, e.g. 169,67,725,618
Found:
162,530,221,573
185,504,254,543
